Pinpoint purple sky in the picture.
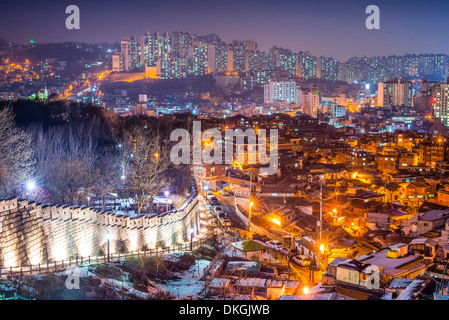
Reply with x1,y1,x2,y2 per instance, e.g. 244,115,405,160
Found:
1,0,449,60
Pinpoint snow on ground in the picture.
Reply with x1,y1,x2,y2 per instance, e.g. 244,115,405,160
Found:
162,259,210,299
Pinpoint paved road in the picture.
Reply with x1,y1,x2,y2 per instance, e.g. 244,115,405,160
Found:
212,193,247,231
341,225,380,255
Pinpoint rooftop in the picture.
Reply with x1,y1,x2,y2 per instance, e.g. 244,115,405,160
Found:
420,209,449,221
357,248,418,270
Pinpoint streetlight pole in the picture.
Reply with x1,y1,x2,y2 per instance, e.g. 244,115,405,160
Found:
248,201,253,239
190,226,194,251
318,181,323,270
164,190,170,213
106,230,111,262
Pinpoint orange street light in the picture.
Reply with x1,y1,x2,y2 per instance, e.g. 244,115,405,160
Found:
320,244,325,255
271,217,281,226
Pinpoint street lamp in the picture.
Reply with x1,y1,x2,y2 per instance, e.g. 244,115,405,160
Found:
190,226,194,251
302,286,309,295
248,201,254,238
24,180,36,199
87,196,90,206
106,230,112,262
164,190,170,212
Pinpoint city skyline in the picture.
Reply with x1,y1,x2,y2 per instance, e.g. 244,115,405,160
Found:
2,0,449,60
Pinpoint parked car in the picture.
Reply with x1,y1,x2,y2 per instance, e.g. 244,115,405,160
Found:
265,240,283,251
252,233,267,242
209,197,219,205
205,191,214,200
291,255,312,267
200,212,212,220
259,266,278,279
218,190,231,196
279,247,297,256
214,206,225,215
208,218,218,227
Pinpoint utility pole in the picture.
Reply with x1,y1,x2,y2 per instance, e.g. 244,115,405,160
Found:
248,164,253,237
319,181,323,243
200,159,203,197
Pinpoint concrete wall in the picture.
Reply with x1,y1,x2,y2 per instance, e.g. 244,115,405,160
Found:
0,192,199,268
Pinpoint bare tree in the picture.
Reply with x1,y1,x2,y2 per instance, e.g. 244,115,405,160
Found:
124,126,171,215
0,105,35,197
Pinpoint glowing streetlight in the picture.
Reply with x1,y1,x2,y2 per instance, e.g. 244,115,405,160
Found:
271,217,281,226
24,180,36,199
26,181,36,191
352,172,358,179
248,201,254,237
164,190,170,212
302,286,309,295
320,244,325,255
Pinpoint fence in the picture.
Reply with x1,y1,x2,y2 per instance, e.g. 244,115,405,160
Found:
0,292,34,300
0,234,214,277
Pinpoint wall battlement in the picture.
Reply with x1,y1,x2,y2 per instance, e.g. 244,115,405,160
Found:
0,190,200,268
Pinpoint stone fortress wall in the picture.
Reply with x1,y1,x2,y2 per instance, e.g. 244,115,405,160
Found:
0,189,200,268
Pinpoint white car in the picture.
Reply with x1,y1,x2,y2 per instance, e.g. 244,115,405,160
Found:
214,206,225,215
279,247,296,256
208,218,218,227
291,255,312,267
200,211,213,220
265,240,283,251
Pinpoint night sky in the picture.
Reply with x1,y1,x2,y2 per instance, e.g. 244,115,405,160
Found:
1,0,449,60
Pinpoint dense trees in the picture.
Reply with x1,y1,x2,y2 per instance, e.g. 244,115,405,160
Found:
0,100,192,212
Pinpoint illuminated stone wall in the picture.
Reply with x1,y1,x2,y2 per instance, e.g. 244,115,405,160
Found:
0,192,199,268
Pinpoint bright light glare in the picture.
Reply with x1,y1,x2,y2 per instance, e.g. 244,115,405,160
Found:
271,218,281,226
320,244,325,254
26,181,36,191
302,286,309,295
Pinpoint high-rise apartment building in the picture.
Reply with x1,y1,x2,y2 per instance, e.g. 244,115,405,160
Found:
297,51,317,79
264,80,300,105
377,78,413,107
432,81,449,126
121,36,140,71
301,88,320,116
317,56,339,81
112,52,123,72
